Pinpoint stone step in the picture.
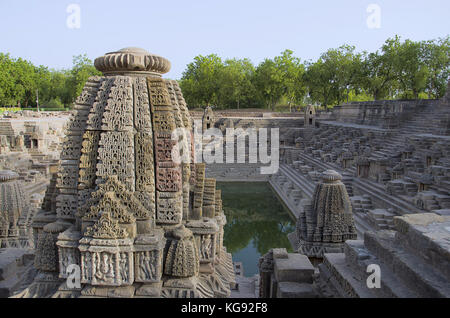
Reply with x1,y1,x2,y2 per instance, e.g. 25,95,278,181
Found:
364,230,450,297
352,178,424,215
23,180,49,196
352,213,372,238
292,151,426,214
295,152,341,172
319,253,376,298
279,165,315,198
393,214,450,279
269,179,301,220
343,240,418,298
0,249,34,297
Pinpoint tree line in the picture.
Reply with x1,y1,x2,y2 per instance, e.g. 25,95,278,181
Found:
0,35,448,111
180,35,450,110
0,53,101,108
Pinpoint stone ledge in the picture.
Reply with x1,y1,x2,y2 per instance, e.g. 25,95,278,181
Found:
277,282,316,298
273,253,314,284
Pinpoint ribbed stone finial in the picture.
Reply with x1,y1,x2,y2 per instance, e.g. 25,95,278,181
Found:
94,47,171,76
321,170,342,183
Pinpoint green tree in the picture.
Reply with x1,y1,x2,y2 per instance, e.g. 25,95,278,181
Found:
253,58,284,111
361,50,396,100
305,51,343,107
0,53,15,105
13,58,38,107
219,58,256,109
34,65,52,105
337,46,364,103
394,37,429,99
50,70,72,107
67,54,102,106
274,49,306,109
423,36,450,98
180,54,224,108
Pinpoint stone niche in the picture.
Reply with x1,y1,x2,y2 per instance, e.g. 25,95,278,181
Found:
202,106,215,131
56,226,81,279
79,212,134,287
304,105,316,128
186,218,219,272
133,230,165,283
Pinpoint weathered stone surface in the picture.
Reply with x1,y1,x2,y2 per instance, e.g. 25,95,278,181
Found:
276,282,316,298
135,282,162,297
273,253,315,284
0,249,35,297
272,248,289,259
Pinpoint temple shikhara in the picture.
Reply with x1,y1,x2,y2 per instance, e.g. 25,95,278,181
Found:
9,48,234,298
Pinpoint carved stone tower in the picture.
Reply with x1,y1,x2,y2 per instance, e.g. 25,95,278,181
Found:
304,105,316,128
296,170,357,262
19,48,234,298
202,106,215,131
0,170,33,248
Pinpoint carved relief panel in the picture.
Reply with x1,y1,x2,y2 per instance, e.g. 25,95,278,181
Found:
80,250,133,286
156,162,182,192
195,233,216,263
156,192,183,224
97,131,135,191
57,244,80,279
134,250,163,283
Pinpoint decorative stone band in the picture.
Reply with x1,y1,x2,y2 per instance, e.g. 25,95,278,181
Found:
298,240,346,258
95,47,171,76
0,170,19,182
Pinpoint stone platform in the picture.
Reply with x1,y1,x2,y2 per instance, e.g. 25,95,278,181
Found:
317,213,450,298
0,249,35,297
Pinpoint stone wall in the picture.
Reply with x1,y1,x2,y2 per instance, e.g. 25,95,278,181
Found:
330,99,443,130
190,110,304,119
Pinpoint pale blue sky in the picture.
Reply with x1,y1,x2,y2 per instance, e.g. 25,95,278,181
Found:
0,0,449,79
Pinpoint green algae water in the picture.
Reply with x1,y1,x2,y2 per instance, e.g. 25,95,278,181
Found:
217,182,295,277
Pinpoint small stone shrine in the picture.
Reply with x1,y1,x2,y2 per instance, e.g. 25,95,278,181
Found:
295,170,357,263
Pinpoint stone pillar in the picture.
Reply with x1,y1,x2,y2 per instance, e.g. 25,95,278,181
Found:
202,106,215,131
258,250,274,298
202,178,216,218
192,163,206,219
